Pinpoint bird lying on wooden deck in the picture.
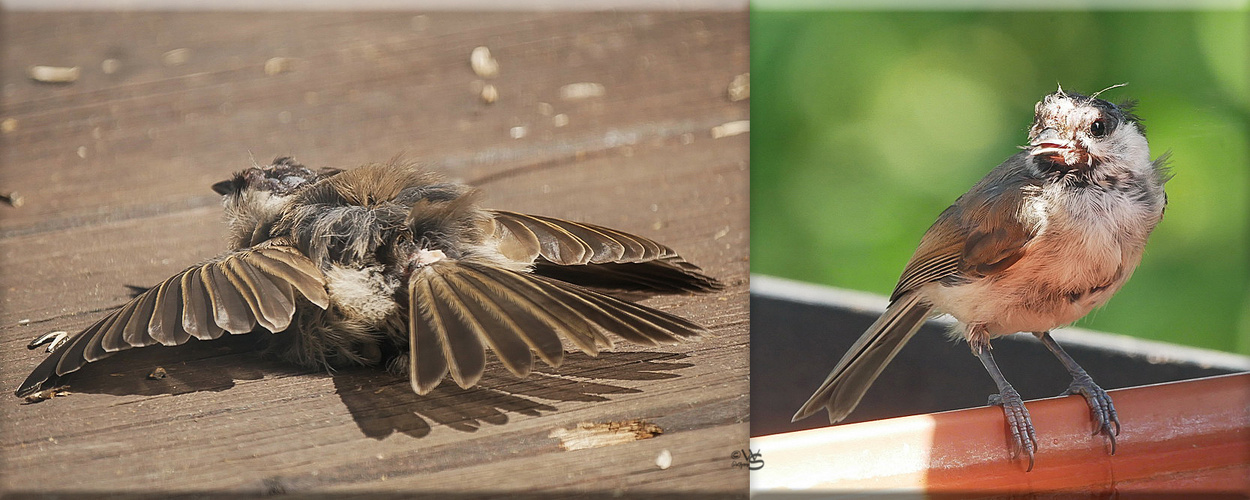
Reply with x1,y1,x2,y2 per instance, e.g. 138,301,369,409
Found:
17,157,721,398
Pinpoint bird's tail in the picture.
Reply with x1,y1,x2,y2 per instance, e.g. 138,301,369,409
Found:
792,292,932,424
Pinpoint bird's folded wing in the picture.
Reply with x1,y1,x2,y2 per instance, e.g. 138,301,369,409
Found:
406,260,707,395
891,187,1035,301
891,212,966,301
15,244,329,397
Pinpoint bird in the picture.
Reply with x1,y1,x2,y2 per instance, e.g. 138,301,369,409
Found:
791,86,1170,471
16,157,722,398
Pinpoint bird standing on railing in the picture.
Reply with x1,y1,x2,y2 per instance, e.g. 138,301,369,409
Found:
793,86,1170,471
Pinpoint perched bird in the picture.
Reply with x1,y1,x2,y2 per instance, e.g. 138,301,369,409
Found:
17,158,721,398
792,86,1170,470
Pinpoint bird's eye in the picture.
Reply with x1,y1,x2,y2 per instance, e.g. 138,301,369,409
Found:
1090,119,1107,138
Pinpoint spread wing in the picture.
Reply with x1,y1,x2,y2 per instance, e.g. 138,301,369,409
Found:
406,260,707,395
488,210,722,293
16,244,329,397
890,177,1037,302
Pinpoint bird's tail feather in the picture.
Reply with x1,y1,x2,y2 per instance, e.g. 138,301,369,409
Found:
792,292,932,424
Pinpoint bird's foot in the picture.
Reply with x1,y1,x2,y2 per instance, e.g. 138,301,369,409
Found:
988,387,1038,472
1063,374,1120,454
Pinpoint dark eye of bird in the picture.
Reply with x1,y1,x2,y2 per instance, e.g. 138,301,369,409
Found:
1090,119,1107,138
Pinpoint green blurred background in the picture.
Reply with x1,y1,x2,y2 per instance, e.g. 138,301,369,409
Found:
751,8,1250,354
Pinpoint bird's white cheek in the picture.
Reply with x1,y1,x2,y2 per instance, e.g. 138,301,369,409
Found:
1093,124,1151,171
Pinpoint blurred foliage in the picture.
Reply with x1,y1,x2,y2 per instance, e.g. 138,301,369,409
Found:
751,9,1250,354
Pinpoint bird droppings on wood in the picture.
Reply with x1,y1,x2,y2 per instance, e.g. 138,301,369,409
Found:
264,57,296,76
470,46,499,78
28,66,79,83
727,73,749,101
480,83,498,104
1,191,23,208
656,449,673,469
549,420,664,451
560,82,605,100
711,120,749,139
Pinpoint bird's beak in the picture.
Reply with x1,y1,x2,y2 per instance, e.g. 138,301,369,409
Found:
1028,128,1071,157
212,179,235,195
1028,127,1090,167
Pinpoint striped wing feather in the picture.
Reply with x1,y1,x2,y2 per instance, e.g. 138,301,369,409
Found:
15,245,329,397
490,210,669,264
489,210,722,293
406,260,707,395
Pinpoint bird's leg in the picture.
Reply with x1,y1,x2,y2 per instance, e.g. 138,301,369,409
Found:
1034,331,1119,454
971,328,1037,472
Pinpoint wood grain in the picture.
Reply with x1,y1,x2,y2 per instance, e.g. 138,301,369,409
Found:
0,11,748,497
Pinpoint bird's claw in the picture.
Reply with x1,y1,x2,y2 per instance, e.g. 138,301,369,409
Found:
989,387,1037,472
1064,374,1120,454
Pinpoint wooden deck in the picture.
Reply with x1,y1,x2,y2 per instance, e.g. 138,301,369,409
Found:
0,11,748,497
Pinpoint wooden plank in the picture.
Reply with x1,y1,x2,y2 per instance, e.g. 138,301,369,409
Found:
0,11,748,496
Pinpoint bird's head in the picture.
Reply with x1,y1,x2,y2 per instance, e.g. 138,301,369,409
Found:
1026,84,1148,176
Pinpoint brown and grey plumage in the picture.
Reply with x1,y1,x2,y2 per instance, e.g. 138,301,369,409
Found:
793,88,1169,471
16,157,721,398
